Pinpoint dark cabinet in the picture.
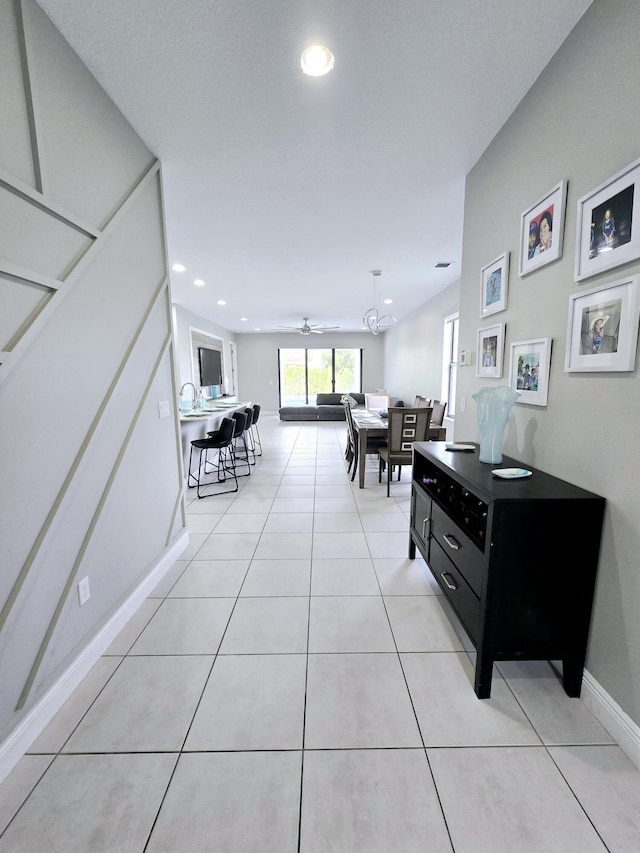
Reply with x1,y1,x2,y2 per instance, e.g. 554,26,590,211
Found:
409,442,605,699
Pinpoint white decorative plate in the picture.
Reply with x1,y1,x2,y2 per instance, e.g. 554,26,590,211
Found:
491,468,532,479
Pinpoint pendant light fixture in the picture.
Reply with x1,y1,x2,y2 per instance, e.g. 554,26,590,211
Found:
363,270,396,335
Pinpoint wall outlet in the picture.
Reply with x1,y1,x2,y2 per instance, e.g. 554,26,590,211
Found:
77,577,90,606
158,401,170,418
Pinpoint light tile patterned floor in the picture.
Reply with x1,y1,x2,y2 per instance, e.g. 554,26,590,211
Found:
2,415,640,851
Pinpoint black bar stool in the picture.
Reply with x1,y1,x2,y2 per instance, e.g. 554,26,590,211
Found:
242,407,257,466
250,404,262,457
228,410,252,476
187,417,238,498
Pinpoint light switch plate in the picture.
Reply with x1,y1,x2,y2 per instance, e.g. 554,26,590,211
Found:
158,401,170,418
77,577,90,606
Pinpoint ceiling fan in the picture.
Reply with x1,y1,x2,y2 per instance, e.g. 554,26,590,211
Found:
275,317,340,335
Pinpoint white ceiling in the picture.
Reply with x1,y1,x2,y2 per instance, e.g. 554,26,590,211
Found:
38,0,592,333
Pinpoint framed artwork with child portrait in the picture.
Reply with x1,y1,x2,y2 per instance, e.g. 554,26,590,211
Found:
574,156,640,281
565,275,640,372
476,323,505,378
508,337,551,406
480,252,509,318
518,181,567,277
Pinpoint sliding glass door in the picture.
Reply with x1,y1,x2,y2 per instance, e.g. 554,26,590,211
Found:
279,348,361,406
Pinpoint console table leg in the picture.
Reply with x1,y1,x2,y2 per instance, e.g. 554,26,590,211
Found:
474,657,493,699
562,660,584,697
409,535,416,559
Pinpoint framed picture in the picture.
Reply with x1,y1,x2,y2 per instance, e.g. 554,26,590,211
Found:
480,252,509,318
508,337,552,406
476,323,505,378
565,275,640,372
574,156,640,281
518,181,567,277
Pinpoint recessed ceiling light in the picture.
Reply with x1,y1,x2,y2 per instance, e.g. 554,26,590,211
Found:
383,299,393,305
193,279,205,287
240,317,248,322
172,263,186,272
301,45,335,77
217,300,226,306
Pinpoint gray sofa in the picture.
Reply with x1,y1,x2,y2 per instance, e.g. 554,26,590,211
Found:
279,392,365,421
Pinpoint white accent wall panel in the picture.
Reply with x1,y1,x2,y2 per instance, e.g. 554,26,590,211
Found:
0,187,90,278
0,0,184,745
21,0,155,225
0,2,36,185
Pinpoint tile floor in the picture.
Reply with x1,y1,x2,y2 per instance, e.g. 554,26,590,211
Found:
2,415,640,851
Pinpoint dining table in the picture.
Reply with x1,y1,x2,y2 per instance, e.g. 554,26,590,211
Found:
350,409,389,489
350,408,447,488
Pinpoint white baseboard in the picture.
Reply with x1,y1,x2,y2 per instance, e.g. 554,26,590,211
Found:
581,668,640,770
0,530,189,785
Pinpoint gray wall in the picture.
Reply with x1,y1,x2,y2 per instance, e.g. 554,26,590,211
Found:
236,331,385,411
0,0,184,744
173,303,237,397
383,280,460,406
455,0,640,725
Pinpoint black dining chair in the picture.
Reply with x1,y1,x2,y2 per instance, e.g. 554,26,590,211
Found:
377,407,432,496
188,416,238,497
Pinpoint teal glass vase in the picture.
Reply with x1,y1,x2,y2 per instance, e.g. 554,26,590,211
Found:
472,386,521,464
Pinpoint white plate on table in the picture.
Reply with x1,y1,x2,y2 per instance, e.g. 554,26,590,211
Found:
446,443,475,452
491,468,532,479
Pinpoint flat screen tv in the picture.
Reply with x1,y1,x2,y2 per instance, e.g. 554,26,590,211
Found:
198,347,222,387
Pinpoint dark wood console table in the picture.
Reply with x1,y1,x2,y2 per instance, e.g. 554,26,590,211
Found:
409,442,605,699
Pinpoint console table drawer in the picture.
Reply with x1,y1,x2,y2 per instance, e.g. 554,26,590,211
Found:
428,538,480,641
430,500,484,598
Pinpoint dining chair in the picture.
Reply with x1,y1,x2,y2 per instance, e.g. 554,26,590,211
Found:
427,399,447,440
414,395,432,408
343,401,357,476
344,404,387,483
377,407,432,496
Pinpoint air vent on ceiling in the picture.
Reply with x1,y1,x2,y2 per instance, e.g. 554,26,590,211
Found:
435,262,451,268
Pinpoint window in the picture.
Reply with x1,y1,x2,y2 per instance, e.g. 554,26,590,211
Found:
441,313,459,417
278,348,362,406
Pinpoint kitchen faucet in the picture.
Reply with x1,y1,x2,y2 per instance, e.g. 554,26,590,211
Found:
179,382,197,410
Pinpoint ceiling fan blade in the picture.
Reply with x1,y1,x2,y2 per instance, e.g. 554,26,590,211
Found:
311,328,323,333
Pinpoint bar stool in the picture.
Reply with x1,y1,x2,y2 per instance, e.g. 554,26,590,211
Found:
187,417,237,498
229,410,252,476
243,407,257,467
250,403,262,457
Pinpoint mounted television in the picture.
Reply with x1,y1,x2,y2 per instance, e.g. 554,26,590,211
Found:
198,347,222,387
